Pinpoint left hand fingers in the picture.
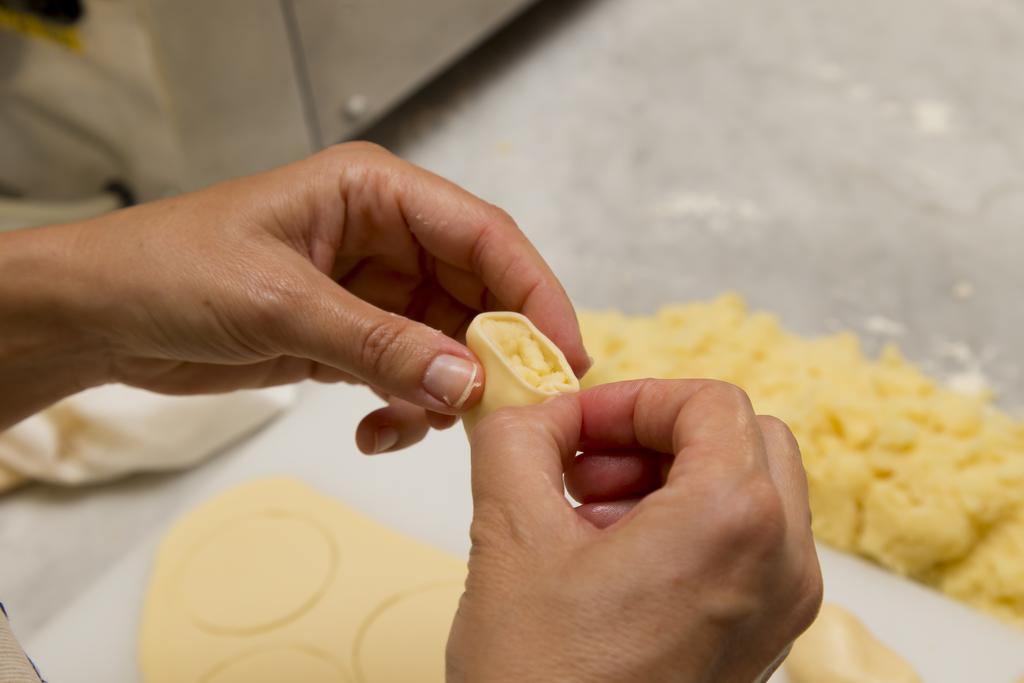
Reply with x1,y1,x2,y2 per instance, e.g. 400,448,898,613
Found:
331,145,590,376
355,395,457,454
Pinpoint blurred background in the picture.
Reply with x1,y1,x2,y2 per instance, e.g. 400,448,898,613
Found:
1,0,1022,673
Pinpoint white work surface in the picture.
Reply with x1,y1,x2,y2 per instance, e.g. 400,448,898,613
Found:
21,383,1024,682
3,0,1024,678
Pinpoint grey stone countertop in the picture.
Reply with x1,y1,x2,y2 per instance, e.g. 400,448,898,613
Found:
2,0,1022,643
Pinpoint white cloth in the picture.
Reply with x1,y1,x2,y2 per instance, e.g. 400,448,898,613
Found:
0,385,295,489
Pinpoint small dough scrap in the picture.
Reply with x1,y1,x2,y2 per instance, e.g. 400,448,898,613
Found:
463,312,579,432
785,603,921,683
140,478,466,683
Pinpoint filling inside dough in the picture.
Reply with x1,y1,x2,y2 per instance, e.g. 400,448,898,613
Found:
480,318,575,392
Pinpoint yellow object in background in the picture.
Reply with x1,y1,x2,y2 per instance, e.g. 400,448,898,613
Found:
579,294,1024,627
140,479,465,683
0,8,81,51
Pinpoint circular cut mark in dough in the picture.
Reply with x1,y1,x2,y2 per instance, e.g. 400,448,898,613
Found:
178,512,336,634
203,645,349,683
353,582,464,683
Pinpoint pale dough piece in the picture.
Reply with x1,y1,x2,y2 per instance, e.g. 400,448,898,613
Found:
784,603,921,683
463,312,579,432
140,478,466,683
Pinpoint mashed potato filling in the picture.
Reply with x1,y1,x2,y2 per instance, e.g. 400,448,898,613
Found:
462,312,579,432
579,294,1024,627
480,318,575,392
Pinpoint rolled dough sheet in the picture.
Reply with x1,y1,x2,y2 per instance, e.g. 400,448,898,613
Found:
139,478,466,683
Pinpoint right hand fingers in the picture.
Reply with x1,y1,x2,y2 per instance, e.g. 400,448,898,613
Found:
757,414,814,535
756,414,822,633
571,380,784,534
570,379,768,480
565,450,667,529
468,396,581,525
574,380,820,676
573,380,817,598
564,450,668,504
470,378,774,530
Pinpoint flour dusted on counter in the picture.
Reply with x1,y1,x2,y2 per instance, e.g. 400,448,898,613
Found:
579,294,1024,627
945,370,992,398
863,315,906,337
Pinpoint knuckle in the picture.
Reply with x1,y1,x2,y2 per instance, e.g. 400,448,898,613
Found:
757,414,788,436
484,203,518,228
331,140,390,159
261,276,307,312
477,405,526,433
469,502,532,553
314,142,394,186
470,407,537,453
758,414,798,447
358,317,408,376
241,274,310,352
467,514,500,551
707,380,754,413
794,562,825,630
716,478,786,551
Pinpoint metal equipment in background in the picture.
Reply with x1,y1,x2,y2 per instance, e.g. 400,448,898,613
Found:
0,0,537,202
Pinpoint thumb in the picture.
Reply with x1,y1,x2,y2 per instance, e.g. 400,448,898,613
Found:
282,265,484,414
468,395,580,519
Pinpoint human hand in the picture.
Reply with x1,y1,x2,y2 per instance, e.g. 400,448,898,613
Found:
4,143,588,446
448,379,822,682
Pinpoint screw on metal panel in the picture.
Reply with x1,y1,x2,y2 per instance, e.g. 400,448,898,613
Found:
344,94,369,121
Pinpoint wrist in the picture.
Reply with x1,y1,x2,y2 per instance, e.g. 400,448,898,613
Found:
0,223,110,428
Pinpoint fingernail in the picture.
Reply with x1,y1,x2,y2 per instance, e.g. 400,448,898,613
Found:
423,354,479,409
372,427,399,454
